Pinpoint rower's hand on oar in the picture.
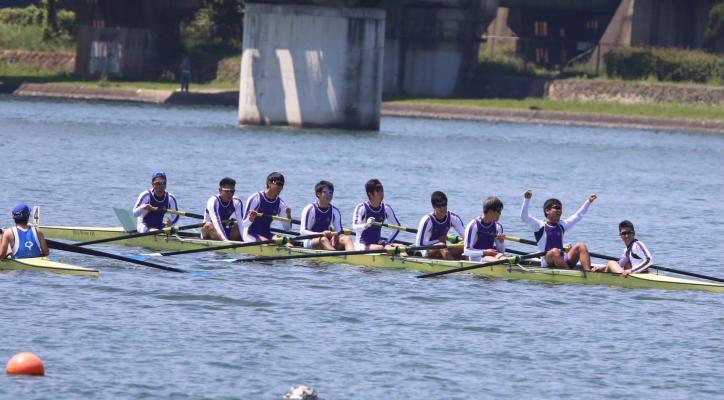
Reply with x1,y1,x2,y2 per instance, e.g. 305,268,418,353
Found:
524,189,533,199
322,230,334,239
163,219,174,227
285,207,292,219
365,217,376,229
496,232,505,243
143,204,155,211
588,193,598,203
249,210,258,222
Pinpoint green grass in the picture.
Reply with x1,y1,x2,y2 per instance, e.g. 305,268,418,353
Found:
0,23,74,51
55,80,238,91
389,97,724,121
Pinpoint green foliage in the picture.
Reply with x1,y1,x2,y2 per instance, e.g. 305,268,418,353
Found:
0,23,74,51
604,47,724,83
705,1,724,41
0,4,76,47
181,0,244,55
0,5,43,26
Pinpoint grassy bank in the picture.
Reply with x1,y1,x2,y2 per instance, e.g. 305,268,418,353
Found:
0,23,74,52
389,98,724,122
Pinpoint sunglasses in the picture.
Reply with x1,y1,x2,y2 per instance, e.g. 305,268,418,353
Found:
153,181,167,186
320,189,334,196
220,188,235,193
547,205,562,210
620,231,635,236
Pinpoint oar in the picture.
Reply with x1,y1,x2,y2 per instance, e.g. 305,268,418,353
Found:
46,239,188,273
153,233,327,257
152,207,205,219
586,251,724,284
234,243,463,263
417,251,546,278
255,213,301,225
74,223,205,246
372,221,462,243
270,227,412,246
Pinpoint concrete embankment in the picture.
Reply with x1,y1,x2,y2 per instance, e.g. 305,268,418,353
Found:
3,82,722,134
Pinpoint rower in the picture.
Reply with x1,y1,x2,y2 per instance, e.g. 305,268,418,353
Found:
520,189,597,271
132,172,179,233
351,179,403,251
463,196,506,262
592,220,652,276
201,177,243,241
299,180,354,251
0,204,49,259
242,172,292,242
415,191,465,260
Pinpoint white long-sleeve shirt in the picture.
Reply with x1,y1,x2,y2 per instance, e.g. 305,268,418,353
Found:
415,211,465,247
619,239,653,273
520,196,592,266
203,195,244,241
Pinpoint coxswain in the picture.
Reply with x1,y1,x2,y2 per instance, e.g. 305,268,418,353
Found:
0,204,49,259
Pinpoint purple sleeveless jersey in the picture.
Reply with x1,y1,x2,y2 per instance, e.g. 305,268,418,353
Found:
143,190,170,230
360,202,386,245
248,192,281,238
472,218,499,249
428,212,452,242
536,223,565,251
309,203,334,232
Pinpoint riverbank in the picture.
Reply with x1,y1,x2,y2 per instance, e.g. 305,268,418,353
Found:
2,82,723,134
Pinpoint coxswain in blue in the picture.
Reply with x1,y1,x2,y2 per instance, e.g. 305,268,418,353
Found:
0,204,49,259
415,191,465,260
463,196,506,262
132,172,179,233
592,220,653,276
201,177,243,241
351,179,404,251
242,172,292,242
520,189,597,271
299,180,354,251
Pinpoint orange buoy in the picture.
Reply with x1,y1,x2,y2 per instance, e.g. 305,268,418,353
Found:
6,352,45,376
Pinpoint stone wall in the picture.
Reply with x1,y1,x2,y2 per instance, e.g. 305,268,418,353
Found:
0,50,75,73
547,79,724,106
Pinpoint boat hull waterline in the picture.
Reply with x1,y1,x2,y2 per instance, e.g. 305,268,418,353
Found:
40,226,724,292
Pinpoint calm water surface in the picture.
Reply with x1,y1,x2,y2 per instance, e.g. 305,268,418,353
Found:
1,97,723,399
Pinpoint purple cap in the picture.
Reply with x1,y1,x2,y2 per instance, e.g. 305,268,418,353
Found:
151,171,167,182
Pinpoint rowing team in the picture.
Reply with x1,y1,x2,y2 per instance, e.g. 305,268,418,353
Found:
129,171,652,275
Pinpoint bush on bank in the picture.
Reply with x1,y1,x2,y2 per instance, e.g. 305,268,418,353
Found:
0,5,76,38
604,47,724,83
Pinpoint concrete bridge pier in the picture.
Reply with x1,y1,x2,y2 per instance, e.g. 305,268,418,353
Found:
239,3,385,130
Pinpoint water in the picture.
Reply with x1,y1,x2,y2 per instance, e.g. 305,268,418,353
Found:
1,96,722,399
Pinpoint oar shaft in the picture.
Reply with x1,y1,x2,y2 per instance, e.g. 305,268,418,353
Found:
46,239,186,273
75,223,204,246
237,243,459,263
418,251,546,278
154,208,205,220
158,233,326,257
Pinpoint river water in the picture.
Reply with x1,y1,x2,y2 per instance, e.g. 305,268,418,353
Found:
1,96,722,399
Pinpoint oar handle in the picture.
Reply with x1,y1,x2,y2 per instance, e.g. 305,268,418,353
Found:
151,208,205,220
255,212,301,225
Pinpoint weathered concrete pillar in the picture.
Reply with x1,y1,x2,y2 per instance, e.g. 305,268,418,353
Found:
383,0,498,97
239,3,385,130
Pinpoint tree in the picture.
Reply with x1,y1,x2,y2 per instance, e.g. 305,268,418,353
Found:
42,0,59,40
705,1,724,45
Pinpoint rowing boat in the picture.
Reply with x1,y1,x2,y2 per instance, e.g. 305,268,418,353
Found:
40,225,724,292
0,256,99,277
